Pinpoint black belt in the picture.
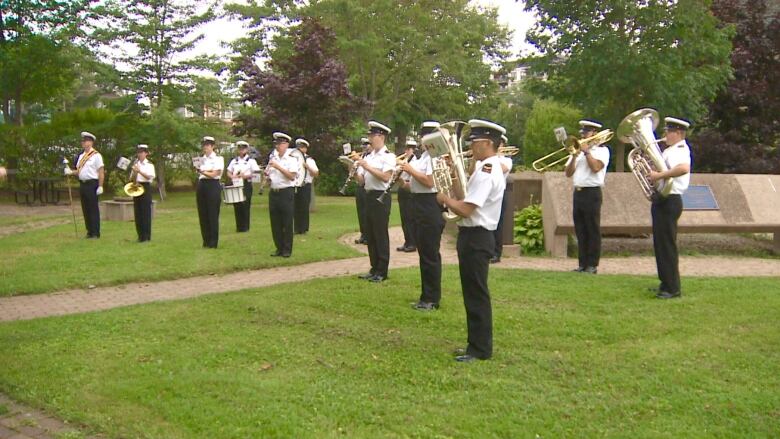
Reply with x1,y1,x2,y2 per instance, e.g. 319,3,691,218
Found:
270,187,294,192
458,226,489,233
574,186,602,192
409,192,437,197
199,179,220,183
366,189,385,194
79,179,98,184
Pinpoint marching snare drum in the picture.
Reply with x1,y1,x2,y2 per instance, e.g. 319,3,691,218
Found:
222,185,246,204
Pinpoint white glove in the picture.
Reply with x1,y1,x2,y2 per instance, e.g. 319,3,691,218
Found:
96,186,104,196
64,168,73,176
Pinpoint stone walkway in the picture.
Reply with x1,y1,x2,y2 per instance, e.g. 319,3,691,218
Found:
0,393,102,439
2,227,779,323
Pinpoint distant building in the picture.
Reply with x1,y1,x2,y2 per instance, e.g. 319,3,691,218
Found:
492,65,531,91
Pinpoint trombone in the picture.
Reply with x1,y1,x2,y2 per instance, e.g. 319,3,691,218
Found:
532,129,613,172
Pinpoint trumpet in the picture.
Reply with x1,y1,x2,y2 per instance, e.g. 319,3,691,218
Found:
337,151,365,195
532,129,613,172
376,152,412,203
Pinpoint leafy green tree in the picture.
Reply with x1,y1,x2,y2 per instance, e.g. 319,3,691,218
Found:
90,0,217,108
522,99,582,170
491,82,538,164
524,0,734,169
228,0,511,149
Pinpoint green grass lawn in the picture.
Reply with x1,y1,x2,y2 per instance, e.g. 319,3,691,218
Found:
0,193,397,296
0,268,778,438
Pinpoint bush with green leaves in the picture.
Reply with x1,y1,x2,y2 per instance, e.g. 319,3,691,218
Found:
522,99,582,170
514,203,544,255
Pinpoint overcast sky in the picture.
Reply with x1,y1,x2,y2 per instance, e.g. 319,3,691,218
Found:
193,0,537,59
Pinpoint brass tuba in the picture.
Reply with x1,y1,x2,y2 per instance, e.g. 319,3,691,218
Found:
532,130,613,172
421,121,470,222
617,108,672,201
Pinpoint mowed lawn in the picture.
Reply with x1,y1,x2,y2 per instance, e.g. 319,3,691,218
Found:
0,268,778,438
0,193,395,296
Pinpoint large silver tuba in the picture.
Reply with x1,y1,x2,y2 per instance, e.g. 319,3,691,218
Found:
618,108,673,201
421,121,470,222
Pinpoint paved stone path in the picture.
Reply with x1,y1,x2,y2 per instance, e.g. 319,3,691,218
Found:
0,393,102,439
2,227,779,323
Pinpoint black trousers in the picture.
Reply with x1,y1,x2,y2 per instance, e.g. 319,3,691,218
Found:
398,188,416,248
79,179,100,237
133,182,152,241
652,194,683,294
356,185,367,239
457,226,494,359
233,181,253,232
196,179,221,248
413,193,444,304
294,183,312,234
573,187,603,268
269,187,295,255
365,189,391,277
493,187,510,258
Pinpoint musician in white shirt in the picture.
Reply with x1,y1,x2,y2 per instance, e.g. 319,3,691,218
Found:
195,136,224,248
396,139,418,252
65,132,104,238
266,132,298,257
353,138,371,244
647,117,693,299
293,138,319,235
437,119,507,362
401,121,444,311
355,121,396,283
227,141,261,232
564,120,611,274
130,144,155,242
491,135,514,263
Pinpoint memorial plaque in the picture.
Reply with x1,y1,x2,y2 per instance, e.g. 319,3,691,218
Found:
682,185,719,210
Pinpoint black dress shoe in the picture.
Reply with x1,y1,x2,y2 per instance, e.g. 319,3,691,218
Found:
281,253,291,258
572,267,585,272
368,275,387,283
396,245,407,251
357,272,374,280
489,256,500,264
403,246,417,253
355,237,368,244
583,266,598,274
412,301,439,311
455,354,479,363
656,291,681,299
270,252,282,257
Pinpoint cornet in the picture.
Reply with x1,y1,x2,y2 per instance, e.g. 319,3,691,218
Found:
532,129,613,172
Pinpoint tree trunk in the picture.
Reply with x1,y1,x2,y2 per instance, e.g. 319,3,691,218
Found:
156,156,167,201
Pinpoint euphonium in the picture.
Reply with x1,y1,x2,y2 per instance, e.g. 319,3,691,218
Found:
617,108,672,201
421,121,470,222
118,156,145,197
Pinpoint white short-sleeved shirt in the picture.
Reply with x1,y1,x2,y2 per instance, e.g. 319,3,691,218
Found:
363,146,396,191
499,155,513,181
134,159,156,183
410,151,436,194
267,149,299,189
304,157,318,184
567,144,610,187
227,155,260,179
198,152,224,180
661,140,692,195
76,149,104,181
458,155,506,230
